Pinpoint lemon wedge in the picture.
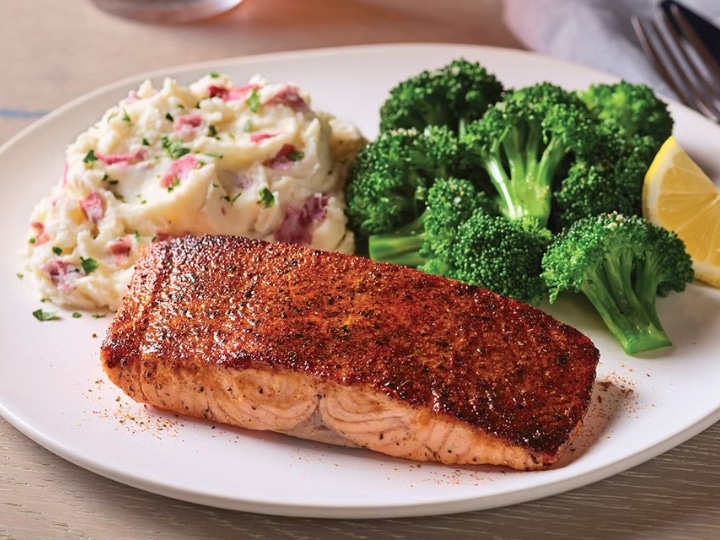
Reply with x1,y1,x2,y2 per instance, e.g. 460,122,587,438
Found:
643,136,720,287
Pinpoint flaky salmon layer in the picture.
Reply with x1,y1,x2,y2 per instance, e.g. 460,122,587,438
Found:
101,235,600,471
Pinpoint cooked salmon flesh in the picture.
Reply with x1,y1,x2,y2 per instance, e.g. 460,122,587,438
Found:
101,235,600,471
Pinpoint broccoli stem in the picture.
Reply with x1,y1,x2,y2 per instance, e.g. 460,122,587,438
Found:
483,125,558,228
368,214,427,267
633,257,667,330
580,259,672,355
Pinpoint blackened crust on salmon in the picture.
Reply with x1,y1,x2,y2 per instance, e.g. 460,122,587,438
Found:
101,234,600,468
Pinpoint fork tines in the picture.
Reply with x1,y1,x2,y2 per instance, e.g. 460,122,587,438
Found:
632,1,720,121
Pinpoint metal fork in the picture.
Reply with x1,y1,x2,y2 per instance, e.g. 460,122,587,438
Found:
632,0,720,121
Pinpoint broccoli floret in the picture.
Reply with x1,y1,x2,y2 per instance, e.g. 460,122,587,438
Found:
548,83,672,232
367,177,494,268
579,81,674,152
367,177,551,306
379,58,505,135
541,212,694,355
550,136,648,232
451,214,553,305
555,82,673,229
419,179,499,276
462,82,603,229
344,125,467,243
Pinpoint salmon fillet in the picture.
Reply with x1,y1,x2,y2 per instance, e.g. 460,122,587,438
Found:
101,235,600,471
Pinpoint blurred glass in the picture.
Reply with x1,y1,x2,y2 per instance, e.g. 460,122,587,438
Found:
91,0,244,23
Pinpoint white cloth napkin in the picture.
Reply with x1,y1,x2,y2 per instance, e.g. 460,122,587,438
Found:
502,0,720,100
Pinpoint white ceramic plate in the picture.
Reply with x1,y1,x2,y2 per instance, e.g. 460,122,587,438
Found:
1,44,720,519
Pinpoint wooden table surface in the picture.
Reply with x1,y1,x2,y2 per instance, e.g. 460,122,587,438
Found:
2,1,720,538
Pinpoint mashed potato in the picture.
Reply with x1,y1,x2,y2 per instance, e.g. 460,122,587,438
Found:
23,73,366,311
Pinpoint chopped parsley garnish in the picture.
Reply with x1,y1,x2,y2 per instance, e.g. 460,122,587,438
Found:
112,192,125,202
247,89,260,113
209,71,221,78
165,112,174,122
28,237,36,245
92,313,108,319
288,150,305,162
32,309,59,322
259,187,275,208
161,136,190,159
223,192,242,204
243,120,253,132
51,246,62,255
142,138,150,146
80,257,99,275
108,179,119,185
83,149,98,164
16,273,23,279
72,312,82,319
167,177,181,192
121,109,132,123
204,152,223,159
208,125,217,137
